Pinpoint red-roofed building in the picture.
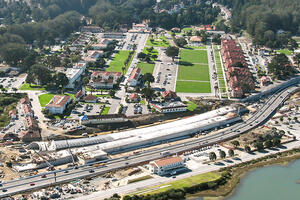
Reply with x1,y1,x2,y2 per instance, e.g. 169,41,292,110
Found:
75,90,84,101
45,95,72,114
19,129,41,142
149,156,184,175
90,71,122,89
221,39,255,98
129,93,140,102
162,90,177,101
83,95,98,103
128,68,141,87
24,104,33,116
19,98,29,104
9,110,17,120
260,76,272,86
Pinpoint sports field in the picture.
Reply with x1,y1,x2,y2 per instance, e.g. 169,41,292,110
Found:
180,49,208,64
176,49,211,93
177,64,209,81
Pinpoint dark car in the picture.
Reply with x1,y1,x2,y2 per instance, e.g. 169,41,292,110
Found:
89,169,94,173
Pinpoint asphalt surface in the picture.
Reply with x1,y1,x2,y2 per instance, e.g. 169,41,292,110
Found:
0,85,298,197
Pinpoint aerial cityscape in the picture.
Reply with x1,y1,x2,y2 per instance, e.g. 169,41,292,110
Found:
0,0,300,199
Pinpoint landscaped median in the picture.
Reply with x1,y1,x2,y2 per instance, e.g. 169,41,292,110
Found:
107,50,135,73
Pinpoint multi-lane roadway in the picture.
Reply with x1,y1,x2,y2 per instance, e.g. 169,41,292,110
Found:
0,85,298,197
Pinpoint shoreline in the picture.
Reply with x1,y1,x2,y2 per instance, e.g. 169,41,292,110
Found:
186,148,300,200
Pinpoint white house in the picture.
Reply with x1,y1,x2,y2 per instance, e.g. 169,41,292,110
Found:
128,68,141,87
45,96,72,114
84,50,103,62
151,101,187,113
149,156,184,176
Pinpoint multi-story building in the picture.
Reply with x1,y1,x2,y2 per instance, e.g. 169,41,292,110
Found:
151,101,187,113
90,71,122,89
83,50,103,62
149,156,184,176
80,26,103,33
128,68,141,87
221,39,255,98
45,95,72,114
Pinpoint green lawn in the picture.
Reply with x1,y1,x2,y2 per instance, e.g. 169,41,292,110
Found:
276,49,293,56
101,106,110,115
182,27,194,33
180,49,208,64
177,63,210,81
19,83,46,91
39,93,75,107
187,101,197,111
146,36,170,47
133,172,220,195
137,62,155,74
107,50,135,73
176,81,211,93
185,46,206,50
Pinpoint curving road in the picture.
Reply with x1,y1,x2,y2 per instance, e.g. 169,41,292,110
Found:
0,85,298,197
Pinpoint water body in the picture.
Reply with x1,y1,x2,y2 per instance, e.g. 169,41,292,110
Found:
228,158,300,200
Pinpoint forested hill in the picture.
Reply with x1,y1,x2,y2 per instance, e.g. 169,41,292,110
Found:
215,0,300,48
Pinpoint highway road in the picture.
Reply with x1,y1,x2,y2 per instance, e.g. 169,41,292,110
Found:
0,85,298,197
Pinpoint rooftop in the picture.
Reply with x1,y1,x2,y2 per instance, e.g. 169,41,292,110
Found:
46,96,71,108
152,156,183,167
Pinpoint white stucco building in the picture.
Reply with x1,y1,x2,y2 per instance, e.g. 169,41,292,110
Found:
45,96,72,114
149,156,184,175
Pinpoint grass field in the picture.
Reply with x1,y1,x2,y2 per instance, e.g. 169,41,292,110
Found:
143,47,158,61
176,81,211,93
180,49,208,64
177,64,210,81
187,101,197,111
213,45,227,94
107,50,135,73
19,83,46,91
146,36,170,47
185,46,206,50
276,49,293,56
101,106,110,115
137,62,155,74
39,93,75,107
133,172,220,195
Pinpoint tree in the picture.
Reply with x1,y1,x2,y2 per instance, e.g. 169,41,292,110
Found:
244,145,251,153
231,140,240,148
174,37,187,47
268,53,295,79
82,77,90,86
55,72,69,88
228,149,234,157
30,64,52,85
293,53,300,67
165,46,179,61
109,90,116,98
142,73,154,88
45,54,61,68
272,138,281,147
209,152,217,161
137,52,146,60
141,87,155,100
254,142,264,151
12,87,18,93
26,73,35,86
0,43,28,66
219,150,226,159
264,139,273,148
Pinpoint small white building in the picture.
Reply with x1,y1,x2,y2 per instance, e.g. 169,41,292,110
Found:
149,156,184,176
45,96,72,114
80,114,128,125
151,101,187,113
128,68,141,87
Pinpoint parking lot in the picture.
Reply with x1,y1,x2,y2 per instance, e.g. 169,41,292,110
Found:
0,76,25,90
152,48,177,91
126,103,149,116
70,103,105,119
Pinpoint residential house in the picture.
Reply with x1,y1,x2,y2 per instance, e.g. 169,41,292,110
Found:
189,36,202,45
9,110,17,120
75,90,85,101
149,156,184,176
45,95,72,114
128,68,141,87
260,76,272,86
90,71,122,89
92,39,112,50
